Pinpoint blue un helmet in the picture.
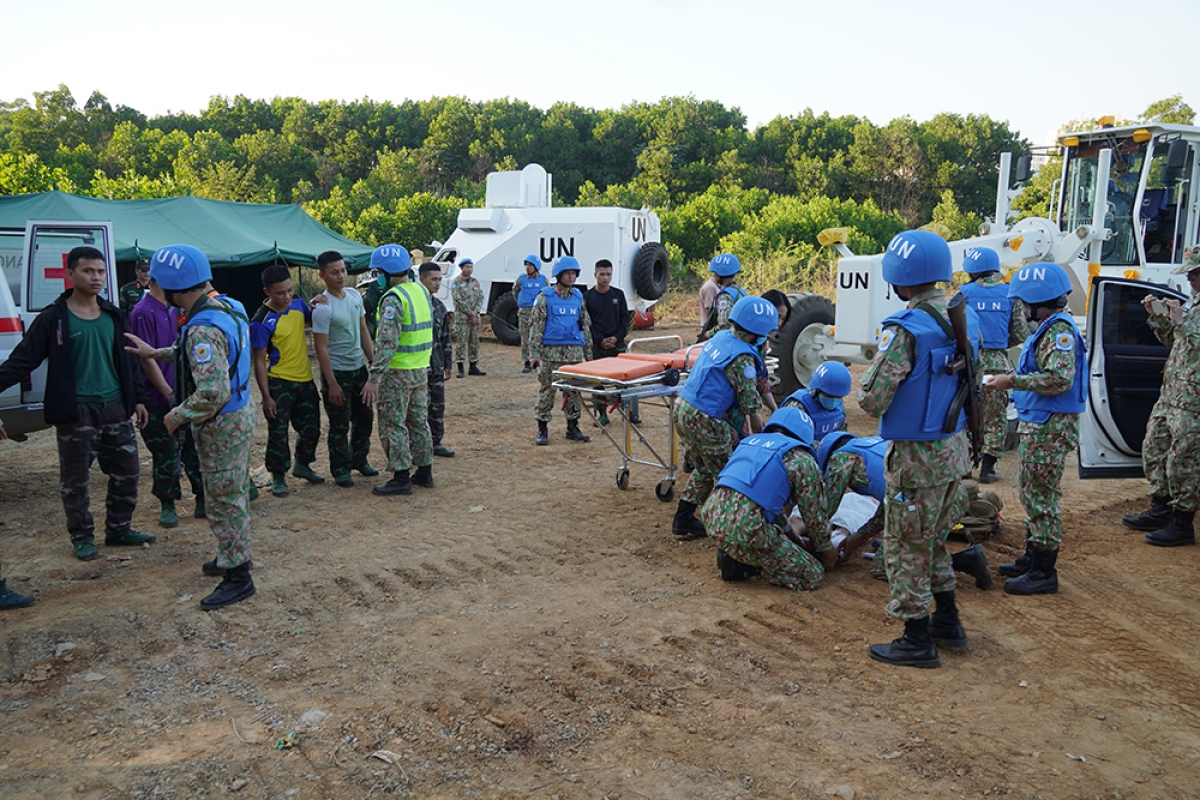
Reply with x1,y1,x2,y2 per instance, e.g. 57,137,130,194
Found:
458,257,474,267
150,244,212,290
816,431,856,472
809,361,852,398
763,406,815,446
371,244,412,275
709,253,741,277
524,254,541,269
552,255,581,278
728,295,779,336
880,229,952,287
962,246,1001,275
1007,261,1073,304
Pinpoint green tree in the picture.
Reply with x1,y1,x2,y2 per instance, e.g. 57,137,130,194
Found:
1139,94,1195,125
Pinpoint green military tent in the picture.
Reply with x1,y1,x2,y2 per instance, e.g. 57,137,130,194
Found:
0,191,373,270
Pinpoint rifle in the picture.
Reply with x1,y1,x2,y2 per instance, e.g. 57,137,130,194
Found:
943,292,982,465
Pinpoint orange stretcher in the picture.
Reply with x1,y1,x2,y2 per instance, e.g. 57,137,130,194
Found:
551,336,698,502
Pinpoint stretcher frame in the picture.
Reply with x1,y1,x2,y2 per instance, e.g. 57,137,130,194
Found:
551,335,698,502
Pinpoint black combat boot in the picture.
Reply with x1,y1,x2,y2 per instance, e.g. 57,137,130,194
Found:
1003,546,1059,595
1145,510,1196,547
998,537,1034,577
929,590,968,649
0,575,35,609
468,362,486,376
869,616,940,669
412,464,435,489
522,360,532,374
565,420,590,442
202,558,254,577
536,421,549,446
200,562,255,610
716,549,761,581
373,470,413,496
951,544,993,590
672,500,707,539
1122,495,1174,531
456,362,464,379
978,453,999,484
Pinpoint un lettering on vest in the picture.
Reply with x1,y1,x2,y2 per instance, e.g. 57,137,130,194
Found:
975,301,1004,311
743,435,782,449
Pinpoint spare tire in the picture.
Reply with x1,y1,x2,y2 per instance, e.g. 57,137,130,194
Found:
631,242,670,300
772,292,836,399
490,294,522,346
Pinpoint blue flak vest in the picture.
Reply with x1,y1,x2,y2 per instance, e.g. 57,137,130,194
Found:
681,330,763,418
786,389,845,444
1013,312,1087,424
517,273,547,308
879,308,964,441
716,433,815,520
961,281,1013,350
184,296,252,414
541,286,586,346
840,436,888,502
717,284,748,309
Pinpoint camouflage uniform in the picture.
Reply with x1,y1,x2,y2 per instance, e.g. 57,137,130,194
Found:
1142,296,1200,513
118,280,149,314
427,295,452,448
518,307,536,363
701,448,831,590
142,405,204,502
824,450,886,577
676,353,761,507
971,276,1032,458
321,367,373,475
57,401,141,545
362,280,385,340
530,288,593,423
451,275,484,364
1011,318,1080,548
264,377,321,475
698,285,744,341
858,289,971,620
162,316,256,570
371,288,432,472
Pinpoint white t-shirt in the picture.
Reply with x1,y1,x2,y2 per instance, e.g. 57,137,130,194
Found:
312,288,365,371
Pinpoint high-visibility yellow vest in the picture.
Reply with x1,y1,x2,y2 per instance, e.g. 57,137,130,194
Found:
377,281,433,370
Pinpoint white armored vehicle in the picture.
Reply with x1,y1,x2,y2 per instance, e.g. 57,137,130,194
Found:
426,163,669,343
777,119,1200,477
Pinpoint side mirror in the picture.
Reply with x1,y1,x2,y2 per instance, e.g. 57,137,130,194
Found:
1161,139,1189,186
1015,154,1033,183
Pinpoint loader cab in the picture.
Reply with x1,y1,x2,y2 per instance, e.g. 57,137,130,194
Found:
1057,124,1199,272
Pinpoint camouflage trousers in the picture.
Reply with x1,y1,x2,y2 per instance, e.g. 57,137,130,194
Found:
518,307,535,362
321,367,374,478
453,316,480,364
195,402,255,569
140,404,203,501
883,479,967,620
978,380,1010,459
428,372,447,446
702,487,826,590
55,401,140,544
1142,402,1200,514
1017,413,1078,549
377,368,432,472
265,377,320,476
535,356,585,423
676,400,737,507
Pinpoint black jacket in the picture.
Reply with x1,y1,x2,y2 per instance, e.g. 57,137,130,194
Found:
0,290,139,424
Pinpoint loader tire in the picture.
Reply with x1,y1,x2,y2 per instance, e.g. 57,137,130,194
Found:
772,292,836,399
631,242,670,300
490,294,522,346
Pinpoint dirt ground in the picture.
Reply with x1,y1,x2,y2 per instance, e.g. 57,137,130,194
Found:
1,321,1197,800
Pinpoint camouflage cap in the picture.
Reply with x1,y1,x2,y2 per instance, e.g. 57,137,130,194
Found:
1172,246,1200,275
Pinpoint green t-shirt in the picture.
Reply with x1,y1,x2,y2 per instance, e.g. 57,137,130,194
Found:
69,310,122,403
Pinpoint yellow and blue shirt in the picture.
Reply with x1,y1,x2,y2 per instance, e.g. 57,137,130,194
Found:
250,298,313,383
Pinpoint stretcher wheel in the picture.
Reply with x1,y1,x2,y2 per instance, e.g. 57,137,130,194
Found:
616,468,631,490
655,479,675,502
662,367,680,386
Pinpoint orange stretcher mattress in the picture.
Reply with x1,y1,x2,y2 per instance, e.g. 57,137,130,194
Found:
557,356,665,382
617,348,700,370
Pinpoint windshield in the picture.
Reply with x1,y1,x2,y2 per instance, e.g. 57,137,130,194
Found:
1062,138,1147,267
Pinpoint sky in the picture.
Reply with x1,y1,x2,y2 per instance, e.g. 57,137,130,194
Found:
5,0,1199,147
